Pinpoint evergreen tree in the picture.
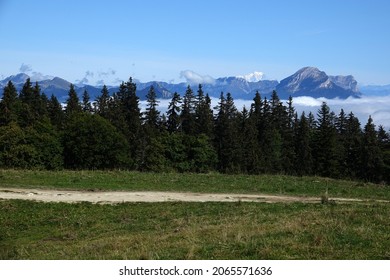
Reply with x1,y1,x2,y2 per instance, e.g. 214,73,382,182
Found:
167,92,182,133
361,116,383,181
0,122,38,168
240,106,261,173
65,84,82,116
138,85,162,171
313,102,339,177
96,85,110,119
109,82,128,135
121,77,142,168
343,112,363,178
144,85,160,129
214,92,241,172
31,82,47,119
195,85,213,137
82,89,93,113
250,91,263,132
18,79,35,127
47,95,64,129
0,81,19,125
181,85,195,135
19,78,34,105
295,112,313,175
335,109,348,176
307,111,316,130
377,125,390,182
63,113,130,169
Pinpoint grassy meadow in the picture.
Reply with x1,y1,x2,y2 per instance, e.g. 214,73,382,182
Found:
0,169,389,259
1,169,390,200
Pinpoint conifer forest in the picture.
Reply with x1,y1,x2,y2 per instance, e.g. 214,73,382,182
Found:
1,77,389,183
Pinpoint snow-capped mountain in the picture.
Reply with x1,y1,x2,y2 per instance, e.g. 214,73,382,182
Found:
276,67,361,99
0,67,363,102
236,71,264,83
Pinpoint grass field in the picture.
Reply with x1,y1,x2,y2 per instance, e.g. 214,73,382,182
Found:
1,169,389,200
0,200,389,259
0,169,389,260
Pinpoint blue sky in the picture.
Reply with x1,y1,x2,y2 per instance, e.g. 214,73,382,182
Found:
1,0,390,85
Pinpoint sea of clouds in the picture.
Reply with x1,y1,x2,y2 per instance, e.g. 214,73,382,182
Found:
141,95,390,130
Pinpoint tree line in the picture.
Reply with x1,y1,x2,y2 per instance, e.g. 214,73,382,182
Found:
1,77,389,183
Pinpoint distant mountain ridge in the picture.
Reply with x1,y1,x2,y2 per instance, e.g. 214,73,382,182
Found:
0,67,363,102
276,67,361,99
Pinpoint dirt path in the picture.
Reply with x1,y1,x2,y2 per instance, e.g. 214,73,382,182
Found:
0,187,388,204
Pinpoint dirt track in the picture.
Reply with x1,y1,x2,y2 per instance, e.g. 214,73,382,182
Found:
1,187,388,204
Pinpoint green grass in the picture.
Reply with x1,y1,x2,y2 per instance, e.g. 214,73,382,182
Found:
1,169,389,200
0,200,389,259
1,170,389,259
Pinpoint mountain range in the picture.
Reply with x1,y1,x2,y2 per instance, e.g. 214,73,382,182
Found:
0,67,371,102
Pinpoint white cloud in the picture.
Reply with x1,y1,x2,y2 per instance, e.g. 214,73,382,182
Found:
148,94,390,130
19,63,53,81
76,70,95,85
19,63,32,73
180,70,215,85
30,71,54,82
289,95,390,129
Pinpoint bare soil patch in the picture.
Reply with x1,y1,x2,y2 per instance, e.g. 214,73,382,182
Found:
0,187,388,204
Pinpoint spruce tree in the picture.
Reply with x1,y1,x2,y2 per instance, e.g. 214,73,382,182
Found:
167,92,182,133
121,77,141,168
19,78,34,105
181,85,195,135
82,89,93,113
144,85,160,129
343,112,362,178
65,84,82,116
377,125,390,182
96,85,110,119
47,95,64,129
313,102,339,177
0,81,19,125
295,112,313,175
195,85,213,137
361,116,383,181
214,92,241,172
240,106,261,173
